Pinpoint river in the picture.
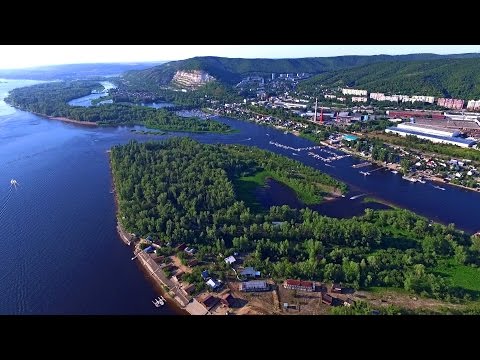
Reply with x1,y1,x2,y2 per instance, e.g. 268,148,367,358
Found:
1,79,479,314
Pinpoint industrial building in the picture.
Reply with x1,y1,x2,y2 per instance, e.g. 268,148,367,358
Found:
395,123,461,137
386,123,476,148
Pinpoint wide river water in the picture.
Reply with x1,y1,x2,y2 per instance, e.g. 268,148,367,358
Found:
1,79,479,314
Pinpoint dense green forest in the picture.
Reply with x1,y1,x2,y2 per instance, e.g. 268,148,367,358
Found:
123,54,480,86
298,58,480,99
5,81,231,132
111,138,480,302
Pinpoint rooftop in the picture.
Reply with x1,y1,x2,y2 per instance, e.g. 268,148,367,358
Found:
386,127,476,146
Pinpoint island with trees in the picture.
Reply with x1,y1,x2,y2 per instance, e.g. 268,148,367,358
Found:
110,137,480,315
5,80,232,133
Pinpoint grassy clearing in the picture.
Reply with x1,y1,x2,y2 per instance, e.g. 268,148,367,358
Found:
434,259,480,292
366,286,410,295
232,169,324,211
232,170,270,212
362,196,398,209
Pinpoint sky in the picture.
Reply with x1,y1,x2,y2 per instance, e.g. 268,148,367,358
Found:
0,45,479,70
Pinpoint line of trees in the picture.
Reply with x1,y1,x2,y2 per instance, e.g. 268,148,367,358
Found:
5,80,231,132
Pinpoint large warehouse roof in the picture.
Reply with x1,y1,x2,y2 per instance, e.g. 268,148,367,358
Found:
386,127,476,146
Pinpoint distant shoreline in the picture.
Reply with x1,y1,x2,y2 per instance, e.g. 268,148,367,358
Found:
46,115,98,127
29,111,98,127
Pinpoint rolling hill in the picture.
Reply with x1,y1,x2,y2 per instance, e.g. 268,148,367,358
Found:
297,58,480,99
123,53,480,88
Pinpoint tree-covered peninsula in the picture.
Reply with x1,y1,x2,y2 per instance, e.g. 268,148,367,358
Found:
110,138,480,302
5,80,231,132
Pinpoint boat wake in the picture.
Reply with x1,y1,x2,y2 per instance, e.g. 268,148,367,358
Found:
350,193,367,200
0,187,14,218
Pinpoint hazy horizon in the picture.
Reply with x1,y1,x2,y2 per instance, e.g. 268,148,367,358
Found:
0,45,479,70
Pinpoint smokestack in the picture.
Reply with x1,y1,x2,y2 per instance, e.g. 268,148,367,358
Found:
313,97,318,122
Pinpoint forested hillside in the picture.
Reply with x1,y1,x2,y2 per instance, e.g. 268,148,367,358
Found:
298,58,480,99
124,53,480,86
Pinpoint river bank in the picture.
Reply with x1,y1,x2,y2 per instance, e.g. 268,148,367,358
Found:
30,111,98,127
109,153,198,315
47,116,98,127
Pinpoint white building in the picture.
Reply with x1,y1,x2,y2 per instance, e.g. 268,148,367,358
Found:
385,123,476,148
351,96,368,103
396,123,461,137
342,88,367,96
370,92,385,101
385,95,399,102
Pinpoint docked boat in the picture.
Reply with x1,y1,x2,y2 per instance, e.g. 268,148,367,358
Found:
402,175,417,183
152,296,166,307
391,170,398,174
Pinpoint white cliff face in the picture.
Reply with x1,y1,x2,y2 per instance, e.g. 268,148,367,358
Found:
172,70,215,88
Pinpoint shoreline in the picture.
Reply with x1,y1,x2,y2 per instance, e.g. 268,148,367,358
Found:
46,115,98,127
324,141,480,194
214,111,480,194
30,111,99,127
108,152,192,315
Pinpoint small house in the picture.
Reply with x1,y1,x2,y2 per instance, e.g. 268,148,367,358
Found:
176,243,187,251
240,267,260,278
283,279,315,292
321,293,334,306
224,256,236,265
184,247,196,255
200,295,219,311
206,278,222,290
239,280,269,292
143,246,155,254
331,283,344,294
173,270,184,282
188,259,199,267
182,283,195,295
220,293,235,307
201,270,210,280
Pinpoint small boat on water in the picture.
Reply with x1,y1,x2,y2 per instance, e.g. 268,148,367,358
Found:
433,185,446,191
359,171,371,176
292,152,299,156
391,170,398,174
